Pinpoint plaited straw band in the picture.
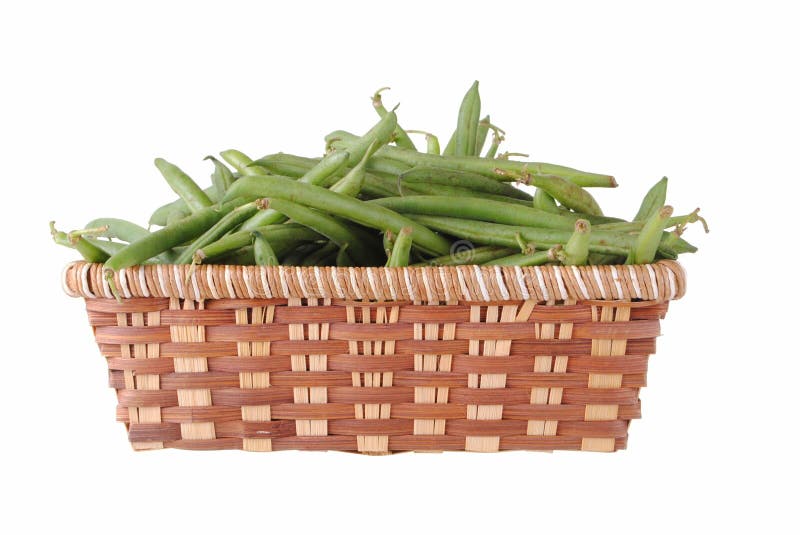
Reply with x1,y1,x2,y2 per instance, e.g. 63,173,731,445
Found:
63,261,686,302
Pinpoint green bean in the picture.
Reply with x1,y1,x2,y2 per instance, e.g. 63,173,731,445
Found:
369,196,577,230
406,215,632,255
266,198,379,265
484,129,503,158
253,153,320,177
51,221,109,263
634,177,668,222
475,115,491,156
372,88,416,151
154,158,214,213
455,81,481,156
386,227,413,267
331,142,378,197
240,152,350,231
515,173,603,216
533,189,560,214
198,224,322,262
383,230,396,259
326,131,616,188
174,200,265,264
223,175,451,256
406,130,440,155
486,250,554,267
165,209,187,226
343,111,398,166
442,131,456,156
558,219,591,265
84,218,148,242
148,185,221,227
336,243,354,267
220,149,267,176
104,199,247,273
83,238,127,257
587,252,627,265
632,206,673,264
205,156,236,196
412,246,512,266
398,167,533,200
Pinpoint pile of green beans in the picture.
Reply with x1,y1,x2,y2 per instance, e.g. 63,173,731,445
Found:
52,81,706,290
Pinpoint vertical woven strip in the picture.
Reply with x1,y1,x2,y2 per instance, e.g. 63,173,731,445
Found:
237,304,275,452
581,303,630,451
546,299,575,435
170,298,215,442
308,298,330,437
122,310,163,450
434,301,457,436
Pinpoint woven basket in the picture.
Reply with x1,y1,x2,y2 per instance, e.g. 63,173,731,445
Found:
62,260,686,453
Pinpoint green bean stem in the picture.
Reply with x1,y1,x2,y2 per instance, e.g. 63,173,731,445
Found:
51,221,109,263
372,88,416,151
154,158,214,213
475,115,491,156
382,230,396,259
405,130,440,155
223,175,451,256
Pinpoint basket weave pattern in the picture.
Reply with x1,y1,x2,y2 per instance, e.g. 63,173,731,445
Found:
64,261,685,453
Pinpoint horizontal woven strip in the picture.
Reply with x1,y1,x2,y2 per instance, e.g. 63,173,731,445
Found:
62,261,685,302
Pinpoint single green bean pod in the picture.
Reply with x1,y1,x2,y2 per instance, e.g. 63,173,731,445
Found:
205,155,236,196
386,227,413,267
633,177,668,222
220,149,267,176
148,185,221,227
413,246,515,266
454,81,481,156
631,206,674,264
533,189,560,214
406,130,441,155
517,172,604,216
486,249,555,267
154,158,214,213
330,142,377,197
557,219,591,265
397,167,532,200
301,241,338,266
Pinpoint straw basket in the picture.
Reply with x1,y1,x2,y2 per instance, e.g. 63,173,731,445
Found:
62,260,686,453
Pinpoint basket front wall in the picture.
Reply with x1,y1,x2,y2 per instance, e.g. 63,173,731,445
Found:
63,261,685,453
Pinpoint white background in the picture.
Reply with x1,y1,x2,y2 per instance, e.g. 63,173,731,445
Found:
1,1,797,533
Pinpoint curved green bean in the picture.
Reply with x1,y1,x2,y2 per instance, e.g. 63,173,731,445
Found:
485,250,554,267
414,245,515,266
174,200,265,264
220,149,267,176
51,221,109,263
632,206,673,264
198,224,322,262
148,184,221,227
533,189,560,214
154,158,214,213
559,219,591,265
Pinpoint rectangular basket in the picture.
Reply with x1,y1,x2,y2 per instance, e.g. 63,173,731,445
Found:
62,260,685,453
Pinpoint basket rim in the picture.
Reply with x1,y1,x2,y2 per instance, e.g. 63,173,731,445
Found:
62,261,686,303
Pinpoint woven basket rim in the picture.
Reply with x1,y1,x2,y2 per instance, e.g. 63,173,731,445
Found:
62,261,686,303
